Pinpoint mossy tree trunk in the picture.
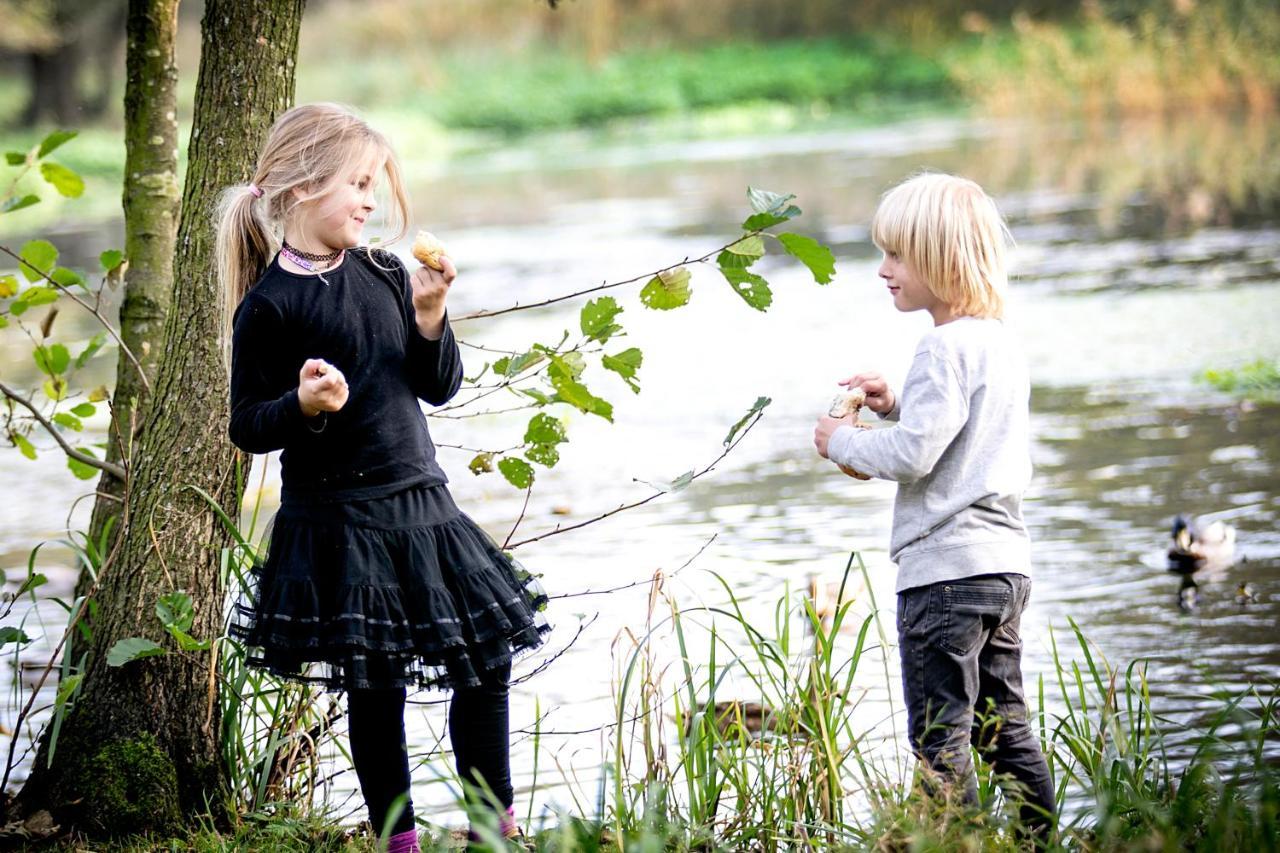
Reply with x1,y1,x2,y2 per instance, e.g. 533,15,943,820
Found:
17,0,306,836
76,0,181,601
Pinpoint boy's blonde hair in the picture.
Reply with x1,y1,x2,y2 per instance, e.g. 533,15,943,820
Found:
870,172,1011,320
216,102,411,345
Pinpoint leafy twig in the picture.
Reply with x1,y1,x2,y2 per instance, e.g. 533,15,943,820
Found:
506,410,766,549
452,228,766,322
0,245,149,392
0,379,126,480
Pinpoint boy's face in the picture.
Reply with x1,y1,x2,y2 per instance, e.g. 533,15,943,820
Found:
878,249,952,324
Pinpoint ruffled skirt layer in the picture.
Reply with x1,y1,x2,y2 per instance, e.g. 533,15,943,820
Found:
228,483,550,691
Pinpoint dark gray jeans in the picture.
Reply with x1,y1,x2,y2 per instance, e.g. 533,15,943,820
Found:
897,573,1055,835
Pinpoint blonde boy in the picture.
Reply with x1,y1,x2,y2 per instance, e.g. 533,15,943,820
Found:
813,173,1054,838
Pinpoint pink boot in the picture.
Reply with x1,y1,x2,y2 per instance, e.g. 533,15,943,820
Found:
387,828,419,853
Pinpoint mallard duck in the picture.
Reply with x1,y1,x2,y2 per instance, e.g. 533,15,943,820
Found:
1167,514,1236,573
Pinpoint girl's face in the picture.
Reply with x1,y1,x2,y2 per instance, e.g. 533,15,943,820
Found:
877,248,953,325
296,153,383,251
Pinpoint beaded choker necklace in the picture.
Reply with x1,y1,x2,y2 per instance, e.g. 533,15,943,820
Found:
281,240,344,272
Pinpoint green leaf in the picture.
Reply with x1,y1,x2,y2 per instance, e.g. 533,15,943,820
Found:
524,413,567,445
726,235,765,258
0,274,17,298
87,385,109,403
40,162,84,198
747,187,799,216
742,210,795,231
0,316,7,329
37,130,77,159
669,470,695,492
156,590,195,632
17,572,46,597
525,443,560,468
498,350,545,377
106,637,167,667
71,402,95,417
19,285,58,306
639,267,692,311
4,151,26,166
52,413,83,432
55,673,83,709
519,388,553,405
43,377,68,401
580,296,624,343
778,232,836,284
13,433,36,459
548,357,613,422
50,267,84,288
724,396,773,446
67,448,98,480
498,456,535,489
74,333,107,369
11,300,28,315
99,249,124,272
717,235,766,271
34,343,70,375
0,626,32,647
720,267,773,311
19,239,57,283
2,194,40,214
468,452,494,475
602,347,643,393
169,627,212,652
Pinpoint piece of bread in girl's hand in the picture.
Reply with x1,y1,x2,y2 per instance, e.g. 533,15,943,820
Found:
829,388,871,479
411,230,448,271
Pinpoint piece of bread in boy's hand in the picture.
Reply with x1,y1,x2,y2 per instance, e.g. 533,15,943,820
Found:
829,388,870,479
828,388,867,419
411,230,448,271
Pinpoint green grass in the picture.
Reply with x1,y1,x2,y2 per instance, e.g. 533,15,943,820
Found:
1199,359,1280,401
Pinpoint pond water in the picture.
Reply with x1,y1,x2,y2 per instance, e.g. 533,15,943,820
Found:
2,110,1278,829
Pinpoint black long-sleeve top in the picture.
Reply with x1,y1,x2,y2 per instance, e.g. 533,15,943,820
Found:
229,248,463,503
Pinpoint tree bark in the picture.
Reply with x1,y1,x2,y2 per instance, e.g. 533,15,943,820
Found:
17,0,305,836
77,0,181,602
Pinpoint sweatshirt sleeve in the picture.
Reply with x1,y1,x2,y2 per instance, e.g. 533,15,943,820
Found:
228,293,318,453
827,348,969,483
406,314,464,405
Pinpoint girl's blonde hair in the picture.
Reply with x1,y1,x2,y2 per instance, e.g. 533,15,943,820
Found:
870,172,1011,320
216,102,411,345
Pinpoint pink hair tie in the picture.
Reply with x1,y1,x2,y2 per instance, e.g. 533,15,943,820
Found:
247,183,263,199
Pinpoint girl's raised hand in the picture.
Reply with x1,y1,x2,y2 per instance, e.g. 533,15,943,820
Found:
298,358,348,417
410,256,457,339
839,372,896,415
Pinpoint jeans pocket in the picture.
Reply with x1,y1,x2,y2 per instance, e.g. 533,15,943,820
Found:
939,583,1009,657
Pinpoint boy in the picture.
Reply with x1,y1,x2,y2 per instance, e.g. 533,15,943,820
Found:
813,172,1055,838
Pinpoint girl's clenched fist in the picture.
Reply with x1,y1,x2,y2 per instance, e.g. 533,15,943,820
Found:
298,358,348,417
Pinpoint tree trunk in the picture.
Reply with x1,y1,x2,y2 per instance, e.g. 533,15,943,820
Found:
77,0,181,602
17,0,305,836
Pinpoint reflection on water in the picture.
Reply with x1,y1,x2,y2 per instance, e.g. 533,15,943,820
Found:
2,111,1278,822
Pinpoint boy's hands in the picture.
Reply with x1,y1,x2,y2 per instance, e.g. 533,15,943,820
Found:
411,255,458,340
298,358,348,417
813,415,871,479
839,372,896,415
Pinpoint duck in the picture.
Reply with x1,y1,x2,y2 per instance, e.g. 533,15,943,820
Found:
1167,514,1236,573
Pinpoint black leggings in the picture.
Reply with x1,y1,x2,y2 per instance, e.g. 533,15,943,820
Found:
347,663,513,835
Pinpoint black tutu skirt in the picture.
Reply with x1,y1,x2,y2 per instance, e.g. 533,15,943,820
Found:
228,482,551,692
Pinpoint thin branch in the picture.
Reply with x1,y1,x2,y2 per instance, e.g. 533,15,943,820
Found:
503,482,535,549
0,379,127,480
452,228,764,322
429,403,540,420
506,411,765,549
549,533,717,600
0,245,150,392
435,441,524,455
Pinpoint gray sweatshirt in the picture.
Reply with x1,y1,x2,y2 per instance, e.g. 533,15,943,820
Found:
828,317,1032,593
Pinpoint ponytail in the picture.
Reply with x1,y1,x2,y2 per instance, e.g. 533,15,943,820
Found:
216,182,276,365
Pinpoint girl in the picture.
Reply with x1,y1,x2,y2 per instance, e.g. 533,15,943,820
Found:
812,173,1055,841
219,102,549,851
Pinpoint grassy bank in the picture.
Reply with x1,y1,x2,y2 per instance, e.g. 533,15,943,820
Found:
18,553,1280,851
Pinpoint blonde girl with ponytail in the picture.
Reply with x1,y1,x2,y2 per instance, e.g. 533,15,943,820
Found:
220,103,548,849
